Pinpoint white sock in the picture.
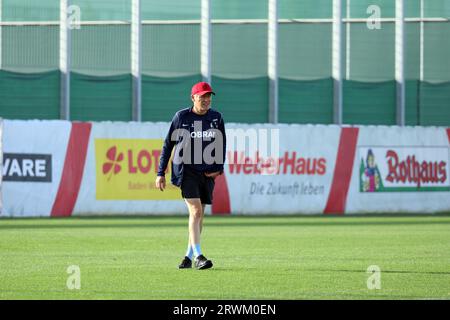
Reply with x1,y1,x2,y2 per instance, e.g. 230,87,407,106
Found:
185,244,193,259
193,243,202,257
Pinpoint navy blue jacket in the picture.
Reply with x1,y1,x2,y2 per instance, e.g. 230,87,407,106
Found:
157,107,226,187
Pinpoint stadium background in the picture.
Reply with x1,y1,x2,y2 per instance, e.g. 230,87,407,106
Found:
0,0,449,126
1,1,450,301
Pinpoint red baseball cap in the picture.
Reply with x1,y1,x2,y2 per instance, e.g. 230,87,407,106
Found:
191,82,215,96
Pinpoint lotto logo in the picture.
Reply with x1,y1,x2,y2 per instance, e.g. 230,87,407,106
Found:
95,139,179,200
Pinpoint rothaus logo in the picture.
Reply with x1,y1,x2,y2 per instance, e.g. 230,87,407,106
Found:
386,150,447,187
2,153,52,182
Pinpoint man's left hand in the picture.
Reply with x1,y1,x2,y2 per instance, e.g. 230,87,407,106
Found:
204,171,221,179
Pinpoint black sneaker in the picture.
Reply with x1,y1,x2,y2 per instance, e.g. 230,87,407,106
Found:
195,255,213,270
178,256,192,269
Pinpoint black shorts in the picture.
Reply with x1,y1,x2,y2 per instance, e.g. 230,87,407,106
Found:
181,165,215,204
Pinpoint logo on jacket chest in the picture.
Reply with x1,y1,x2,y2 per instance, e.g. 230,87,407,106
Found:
181,120,218,139
190,131,216,139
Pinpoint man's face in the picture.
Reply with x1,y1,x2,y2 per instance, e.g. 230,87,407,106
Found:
192,92,212,113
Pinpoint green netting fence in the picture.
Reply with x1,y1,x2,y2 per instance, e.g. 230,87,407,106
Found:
279,78,333,124
142,74,202,122
0,0,449,126
0,70,60,119
70,72,132,121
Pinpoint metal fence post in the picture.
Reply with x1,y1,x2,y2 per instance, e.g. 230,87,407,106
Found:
333,0,343,125
60,0,71,120
345,0,351,80
418,0,424,125
0,0,3,70
201,0,211,84
132,0,142,122
396,0,405,126
268,0,278,124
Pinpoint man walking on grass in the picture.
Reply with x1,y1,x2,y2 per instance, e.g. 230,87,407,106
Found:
155,82,226,270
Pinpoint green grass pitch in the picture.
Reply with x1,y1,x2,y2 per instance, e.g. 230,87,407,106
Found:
0,215,449,299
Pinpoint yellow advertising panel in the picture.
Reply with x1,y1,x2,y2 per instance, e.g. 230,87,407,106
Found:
95,139,180,200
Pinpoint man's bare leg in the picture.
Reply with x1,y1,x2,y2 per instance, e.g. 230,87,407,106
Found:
185,203,206,256
200,204,205,234
183,203,206,258
184,200,212,269
185,199,204,255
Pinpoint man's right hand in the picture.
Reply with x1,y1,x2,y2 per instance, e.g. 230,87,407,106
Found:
155,176,166,191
